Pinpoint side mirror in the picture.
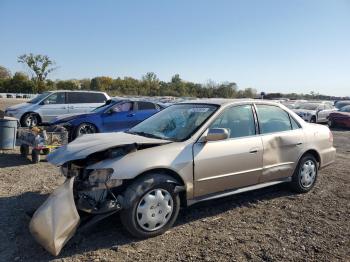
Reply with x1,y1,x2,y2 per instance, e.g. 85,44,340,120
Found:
204,128,229,142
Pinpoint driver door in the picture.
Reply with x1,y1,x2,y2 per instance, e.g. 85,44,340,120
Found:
37,92,68,122
102,102,137,132
193,104,263,197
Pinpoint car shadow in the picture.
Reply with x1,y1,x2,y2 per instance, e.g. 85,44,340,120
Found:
3,183,295,261
0,152,33,167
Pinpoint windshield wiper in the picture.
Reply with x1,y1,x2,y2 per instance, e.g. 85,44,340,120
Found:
125,131,173,141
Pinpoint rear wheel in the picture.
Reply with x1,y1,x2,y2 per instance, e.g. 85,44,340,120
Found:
120,174,181,238
290,154,318,193
73,123,97,139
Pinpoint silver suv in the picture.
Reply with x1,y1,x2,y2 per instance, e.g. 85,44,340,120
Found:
5,90,110,126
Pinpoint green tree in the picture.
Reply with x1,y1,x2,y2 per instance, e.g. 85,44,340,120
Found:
90,76,113,91
56,80,80,90
17,53,57,93
141,72,160,95
0,66,11,79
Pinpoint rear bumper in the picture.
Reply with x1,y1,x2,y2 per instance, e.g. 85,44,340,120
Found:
320,147,336,169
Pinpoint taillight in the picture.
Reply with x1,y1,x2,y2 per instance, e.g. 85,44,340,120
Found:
329,131,333,143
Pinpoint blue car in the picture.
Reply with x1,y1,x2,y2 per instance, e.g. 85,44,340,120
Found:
50,98,163,140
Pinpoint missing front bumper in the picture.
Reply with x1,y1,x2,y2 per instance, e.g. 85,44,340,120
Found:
29,177,80,256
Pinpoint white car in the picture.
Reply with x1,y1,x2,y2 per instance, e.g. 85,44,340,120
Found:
293,102,336,123
5,90,110,126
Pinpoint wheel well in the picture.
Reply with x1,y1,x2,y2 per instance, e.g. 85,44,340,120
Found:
302,149,321,167
21,112,42,124
131,168,187,207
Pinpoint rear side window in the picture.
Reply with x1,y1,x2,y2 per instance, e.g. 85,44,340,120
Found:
210,105,256,138
68,92,107,103
256,105,292,134
138,101,156,110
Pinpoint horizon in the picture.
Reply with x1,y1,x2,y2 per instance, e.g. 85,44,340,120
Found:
1,0,349,97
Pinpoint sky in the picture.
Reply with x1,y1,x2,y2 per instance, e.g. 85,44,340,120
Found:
1,0,349,96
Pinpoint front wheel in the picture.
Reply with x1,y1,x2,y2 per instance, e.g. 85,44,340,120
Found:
21,113,40,127
120,174,181,238
310,116,316,123
290,154,318,193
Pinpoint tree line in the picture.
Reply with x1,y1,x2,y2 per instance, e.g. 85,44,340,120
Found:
0,53,345,100
0,54,256,98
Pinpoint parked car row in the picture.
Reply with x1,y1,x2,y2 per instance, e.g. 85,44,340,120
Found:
279,100,350,128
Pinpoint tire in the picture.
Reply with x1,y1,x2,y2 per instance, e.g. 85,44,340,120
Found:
120,174,181,238
290,154,318,193
328,119,335,128
20,144,29,157
310,116,316,123
31,149,40,163
73,123,97,139
21,113,40,127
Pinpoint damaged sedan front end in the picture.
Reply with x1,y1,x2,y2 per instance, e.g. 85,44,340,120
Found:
29,132,171,256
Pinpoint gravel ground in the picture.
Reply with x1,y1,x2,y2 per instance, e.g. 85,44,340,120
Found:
0,98,349,262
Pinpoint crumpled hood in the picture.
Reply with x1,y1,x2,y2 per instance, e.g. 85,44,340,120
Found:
47,132,170,166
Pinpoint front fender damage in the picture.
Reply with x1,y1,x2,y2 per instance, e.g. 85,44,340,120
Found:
29,177,80,256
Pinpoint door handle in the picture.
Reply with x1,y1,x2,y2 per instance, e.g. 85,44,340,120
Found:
127,113,135,117
249,148,258,154
295,142,303,146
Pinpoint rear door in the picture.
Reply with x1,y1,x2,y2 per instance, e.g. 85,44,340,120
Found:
134,102,160,123
67,92,107,114
255,104,305,183
36,92,68,122
102,101,137,132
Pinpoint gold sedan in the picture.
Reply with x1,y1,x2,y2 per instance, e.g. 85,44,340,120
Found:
30,99,336,255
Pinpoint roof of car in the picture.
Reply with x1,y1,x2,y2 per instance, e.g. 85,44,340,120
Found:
51,90,107,93
179,98,280,106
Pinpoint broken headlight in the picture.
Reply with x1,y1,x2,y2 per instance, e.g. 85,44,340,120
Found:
88,168,114,184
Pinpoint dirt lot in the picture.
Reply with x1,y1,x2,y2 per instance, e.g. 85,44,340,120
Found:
0,98,349,261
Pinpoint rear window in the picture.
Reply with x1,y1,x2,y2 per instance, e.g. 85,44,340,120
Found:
68,92,107,103
138,101,156,110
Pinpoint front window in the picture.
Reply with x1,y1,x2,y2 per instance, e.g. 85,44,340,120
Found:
128,104,218,141
28,92,51,104
209,105,256,138
42,92,66,104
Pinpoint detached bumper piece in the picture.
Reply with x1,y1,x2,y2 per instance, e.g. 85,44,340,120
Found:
29,178,80,256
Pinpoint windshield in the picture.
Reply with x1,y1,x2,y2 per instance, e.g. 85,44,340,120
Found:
128,104,218,141
28,92,51,104
295,103,319,110
340,105,350,112
92,99,120,113
335,101,350,109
